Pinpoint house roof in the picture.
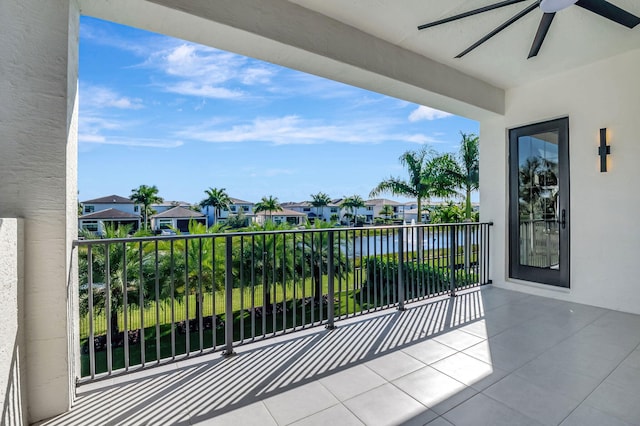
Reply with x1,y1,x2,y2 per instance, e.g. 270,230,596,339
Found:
229,197,253,205
281,201,312,208
152,206,205,219
79,208,140,220
82,195,133,204
255,208,307,217
366,198,401,206
403,208,430,215
151,201,191,208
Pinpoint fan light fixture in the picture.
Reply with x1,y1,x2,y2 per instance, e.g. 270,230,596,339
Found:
417,0,640,59
540,0,579,13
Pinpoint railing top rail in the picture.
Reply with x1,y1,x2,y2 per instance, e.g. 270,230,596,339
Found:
72,221,493,246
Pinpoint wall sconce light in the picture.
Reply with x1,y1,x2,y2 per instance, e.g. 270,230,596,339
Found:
598,128,610,172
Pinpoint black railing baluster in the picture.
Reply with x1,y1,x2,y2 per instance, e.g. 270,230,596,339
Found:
74,222,492,382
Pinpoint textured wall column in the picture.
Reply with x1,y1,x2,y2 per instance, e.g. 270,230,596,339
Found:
0,219,25,425
0,0,79,422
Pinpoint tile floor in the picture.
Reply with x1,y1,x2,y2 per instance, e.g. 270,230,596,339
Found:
40,286,640,425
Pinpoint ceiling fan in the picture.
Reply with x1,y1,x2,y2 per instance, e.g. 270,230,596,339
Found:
418,0,640,59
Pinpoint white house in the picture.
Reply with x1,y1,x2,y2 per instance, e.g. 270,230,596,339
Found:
80,194,139,216
254,208,307,226
402,207,430,224
4,0,640,423
78,195,141,234
150,206,207,233
202,197,254,225
151,201,192,215
78,208,141,235
366,198,402,221
285,200,343,223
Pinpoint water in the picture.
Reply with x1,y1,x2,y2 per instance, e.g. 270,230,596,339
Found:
346,228,473,257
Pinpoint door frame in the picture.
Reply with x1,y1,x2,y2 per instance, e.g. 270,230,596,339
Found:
508,117,570,288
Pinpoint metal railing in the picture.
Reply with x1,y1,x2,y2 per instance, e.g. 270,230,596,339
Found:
519,219,559,268
74,222,492,382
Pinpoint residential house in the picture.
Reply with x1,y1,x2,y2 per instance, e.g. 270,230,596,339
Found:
150,206,207,233
202,197,254,225
80,194,139,216
402,207,430,224
365,198,402,221
254,208,307,226
283,200,342,223
78,208,141,235
78,194,141,234
151,201,192,215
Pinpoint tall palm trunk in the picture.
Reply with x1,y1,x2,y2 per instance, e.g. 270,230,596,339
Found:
110,311,120,336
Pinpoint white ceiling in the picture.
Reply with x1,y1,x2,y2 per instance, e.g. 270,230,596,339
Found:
288,0,640,89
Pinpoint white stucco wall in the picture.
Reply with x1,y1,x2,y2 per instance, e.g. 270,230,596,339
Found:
481,48,640,314
0,219,26,425
0,0,79,422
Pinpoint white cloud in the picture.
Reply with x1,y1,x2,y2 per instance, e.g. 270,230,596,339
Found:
81,85,143,110
176,115,442,146
143,43,278,99
79,134,183,148
408,106,453,122
79,112,182,149
241,67,275,85
164,82,244,99
406,134,445,144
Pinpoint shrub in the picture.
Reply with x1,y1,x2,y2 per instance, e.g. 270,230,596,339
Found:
363,257,477,301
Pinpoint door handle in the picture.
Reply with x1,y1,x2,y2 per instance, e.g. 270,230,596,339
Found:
558,209,566,229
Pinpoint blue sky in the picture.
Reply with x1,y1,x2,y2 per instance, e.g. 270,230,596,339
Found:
78,16,479,205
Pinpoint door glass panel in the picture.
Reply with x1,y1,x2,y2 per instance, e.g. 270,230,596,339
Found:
517,132,559,269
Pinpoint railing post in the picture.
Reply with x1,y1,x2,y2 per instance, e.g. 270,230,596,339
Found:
397,227,405,311
87,245,95,380
449,224,457,297
105,244,112,375
223,235,235,357
326,231,336,329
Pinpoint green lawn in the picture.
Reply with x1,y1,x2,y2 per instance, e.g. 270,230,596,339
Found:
80,248,482,377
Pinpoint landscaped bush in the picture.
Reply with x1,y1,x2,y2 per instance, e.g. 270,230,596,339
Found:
363,257,477,301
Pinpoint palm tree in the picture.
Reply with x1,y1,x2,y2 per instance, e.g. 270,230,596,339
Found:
238,221,295,310
340,195,365,226
448,133,479,220
254,195,283,224
300,221,350,301
369,148,458,224
130,184,163,230
379,204,395,223
200,187,231,225
78,224,151,337
430,202,464,224
159,221,226,326
310,192,331,221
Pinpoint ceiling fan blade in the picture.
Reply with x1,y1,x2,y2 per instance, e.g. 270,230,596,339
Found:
418,0,529,30
576,0,640,28
456,2,539,58
528,12,556,58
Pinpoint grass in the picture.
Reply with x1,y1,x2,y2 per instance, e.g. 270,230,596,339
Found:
80,247,483,377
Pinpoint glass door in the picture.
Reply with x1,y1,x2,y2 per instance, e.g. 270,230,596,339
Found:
509,117,570,287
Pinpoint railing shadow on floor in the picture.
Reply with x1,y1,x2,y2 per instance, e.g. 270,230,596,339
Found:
44,287,499,425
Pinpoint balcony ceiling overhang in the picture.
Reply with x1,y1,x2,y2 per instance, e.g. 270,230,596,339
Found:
79,0,640,120
289,0,640,89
